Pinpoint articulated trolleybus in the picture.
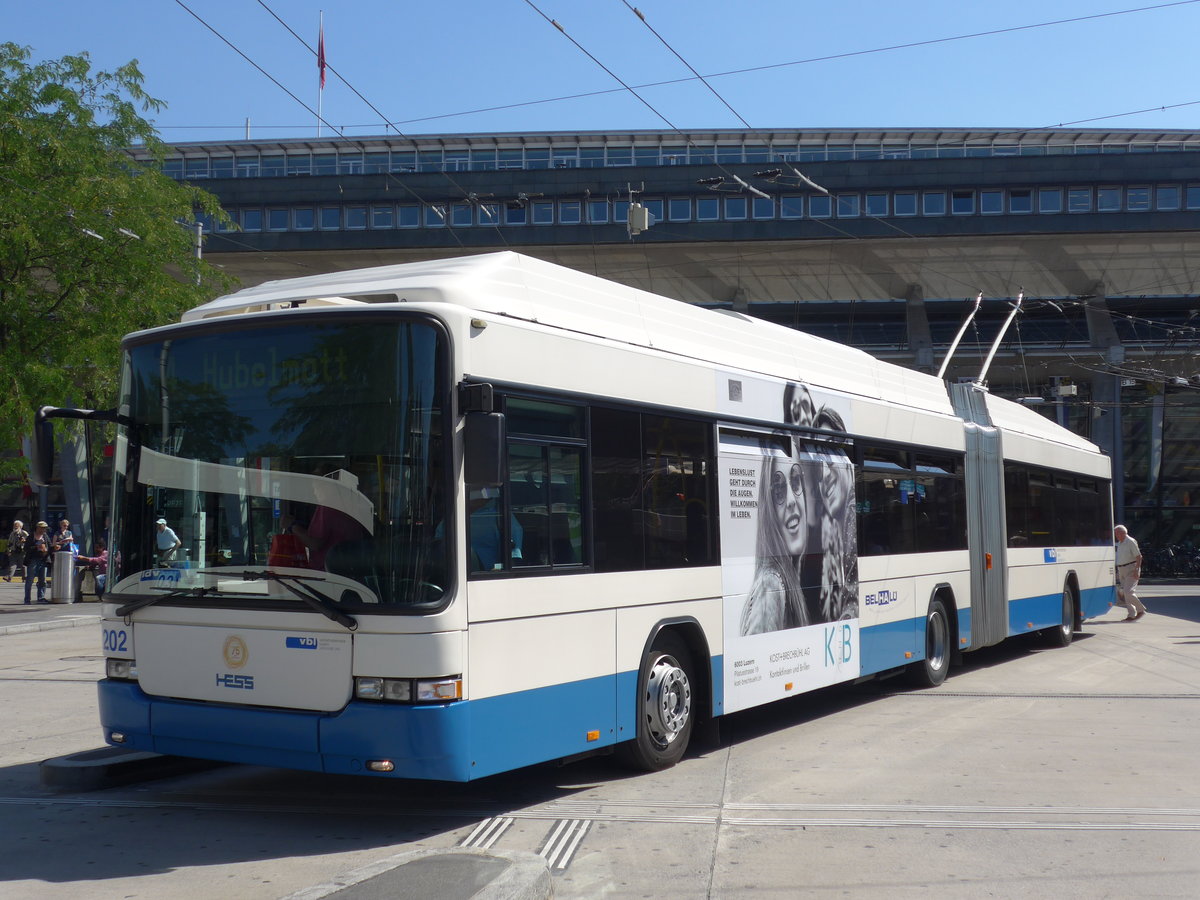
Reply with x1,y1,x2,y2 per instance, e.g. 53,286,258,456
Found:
36,252,1114,780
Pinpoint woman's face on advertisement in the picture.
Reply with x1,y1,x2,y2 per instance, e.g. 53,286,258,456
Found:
787,385,814,427
770,456,807,556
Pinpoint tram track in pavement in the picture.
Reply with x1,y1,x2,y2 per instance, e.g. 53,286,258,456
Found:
5,793,1200,832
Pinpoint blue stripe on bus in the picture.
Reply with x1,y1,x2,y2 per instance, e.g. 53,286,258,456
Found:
859,618,918,675
1009,583,1114,634
1081,582,1117,620
98,588,1114,780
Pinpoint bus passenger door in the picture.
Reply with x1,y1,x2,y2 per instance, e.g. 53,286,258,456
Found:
952,384,1008,649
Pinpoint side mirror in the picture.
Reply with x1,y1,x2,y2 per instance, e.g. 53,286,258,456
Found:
28,408,56,487
464,412,505,486
29,405,126,487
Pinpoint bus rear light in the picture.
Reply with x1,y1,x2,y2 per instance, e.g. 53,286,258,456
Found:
366,760,396,773
106,659,139,681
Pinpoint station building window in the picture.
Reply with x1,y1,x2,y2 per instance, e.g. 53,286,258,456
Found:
267,208,288,231
1098,187,1123,212
504,203,527,226
1157,185,1181,210
345,206,367,230
1009,189,1033,214
865,192,888,217
451,204,472,227
980,190,1003,214
780,195,804,219
836,194,860,217
241,209,262,232
398,204,420,227
951,190,974,215
696,197,720,221
424,204,447,227
669,198,692,221
292,208,314,230
922,191,946,215
319,207,340,230
894,192,917,216
1127,186,1151,211
725,196,748,220
475,204,498,227
810,195,832,218
1039,188,1063,214
372,205,395,229
559,201,582,224
1068,187,1093,213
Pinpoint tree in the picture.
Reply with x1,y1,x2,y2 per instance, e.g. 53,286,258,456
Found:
0,42,232,476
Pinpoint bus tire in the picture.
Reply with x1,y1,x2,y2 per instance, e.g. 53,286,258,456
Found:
906,598,951,688
1043,584,1075,648
617,632,695,771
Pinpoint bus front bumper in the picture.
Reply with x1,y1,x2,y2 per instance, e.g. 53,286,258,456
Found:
98,679,474,781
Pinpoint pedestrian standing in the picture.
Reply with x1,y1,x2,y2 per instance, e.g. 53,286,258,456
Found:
5,520,28,581
1115,524,1147,621
155,517,181,563
52,518,75,555
23,521,54,604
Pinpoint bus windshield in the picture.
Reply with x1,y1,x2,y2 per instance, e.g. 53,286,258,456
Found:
107,317,449,611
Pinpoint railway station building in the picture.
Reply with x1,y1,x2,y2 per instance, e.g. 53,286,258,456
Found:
129,126,1200,555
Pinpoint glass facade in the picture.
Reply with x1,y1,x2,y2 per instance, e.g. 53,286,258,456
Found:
157,132,1200,181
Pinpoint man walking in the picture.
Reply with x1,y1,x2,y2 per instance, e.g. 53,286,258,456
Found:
1115,524,1147,621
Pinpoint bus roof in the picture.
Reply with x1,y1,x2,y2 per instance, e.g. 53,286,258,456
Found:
184,251,1097,456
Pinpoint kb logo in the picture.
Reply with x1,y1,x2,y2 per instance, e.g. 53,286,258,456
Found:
824,623,853,667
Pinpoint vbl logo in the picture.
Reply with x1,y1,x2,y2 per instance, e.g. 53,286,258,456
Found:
215,673,255,690
824,623,853,666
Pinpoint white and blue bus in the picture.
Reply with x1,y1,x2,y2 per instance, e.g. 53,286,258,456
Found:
35,252,1115,780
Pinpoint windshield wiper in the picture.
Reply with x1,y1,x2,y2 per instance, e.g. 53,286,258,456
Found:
239,570,358,631
116,585,220,618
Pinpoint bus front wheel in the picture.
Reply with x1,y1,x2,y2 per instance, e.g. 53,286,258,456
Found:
906,598,950,688
618,632,695,771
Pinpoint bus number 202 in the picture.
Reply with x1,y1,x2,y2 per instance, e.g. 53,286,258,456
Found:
103,628,129,654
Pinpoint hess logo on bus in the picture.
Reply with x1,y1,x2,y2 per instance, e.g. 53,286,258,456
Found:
217,635,255,690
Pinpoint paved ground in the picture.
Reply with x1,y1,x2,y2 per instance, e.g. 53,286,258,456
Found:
4,583,1199,898
0,571,101,635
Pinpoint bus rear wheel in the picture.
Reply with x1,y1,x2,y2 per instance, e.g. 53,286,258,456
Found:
1042,585,1075,648
906,598,950,688
618,632,695,771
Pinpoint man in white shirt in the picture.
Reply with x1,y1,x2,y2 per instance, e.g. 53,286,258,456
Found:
1114,524,1146,621
155,517,181,564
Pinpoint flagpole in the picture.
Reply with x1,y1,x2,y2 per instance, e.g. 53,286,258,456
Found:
316,10,324,138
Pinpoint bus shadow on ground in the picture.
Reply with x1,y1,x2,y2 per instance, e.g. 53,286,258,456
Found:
0,755,599,887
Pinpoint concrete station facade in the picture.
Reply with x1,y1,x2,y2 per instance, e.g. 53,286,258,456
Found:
133,126,1200,554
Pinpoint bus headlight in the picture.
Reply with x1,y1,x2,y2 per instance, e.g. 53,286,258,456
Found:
355,677,411,702
354,676,461,703
106,658,139,681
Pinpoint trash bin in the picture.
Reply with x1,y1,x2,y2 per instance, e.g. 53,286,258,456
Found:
51,551,76,604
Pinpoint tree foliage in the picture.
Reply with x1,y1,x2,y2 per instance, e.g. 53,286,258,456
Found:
0,42,232,474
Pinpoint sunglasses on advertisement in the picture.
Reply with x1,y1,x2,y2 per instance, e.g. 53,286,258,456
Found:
771,463,804,506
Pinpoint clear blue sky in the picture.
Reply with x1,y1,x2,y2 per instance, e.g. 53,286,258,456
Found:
9,0,1200,142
